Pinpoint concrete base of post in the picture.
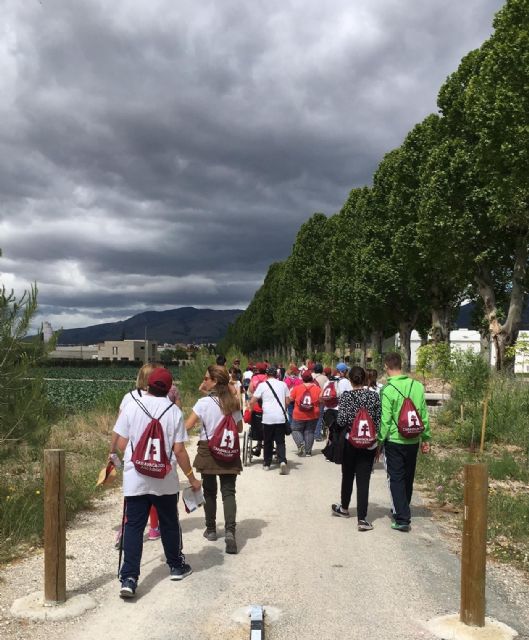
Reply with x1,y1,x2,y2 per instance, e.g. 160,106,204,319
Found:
426,614,517,640
11,591,97,622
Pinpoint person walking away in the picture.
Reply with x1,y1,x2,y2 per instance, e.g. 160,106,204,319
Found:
185,365,243,554
111,368,201,598
332,366,381,531
111,363,163,546
284,365,301,424
312,363,329,441
322,362,352,437
366,368,383,394
250,366,291,474
242,366,254,404
289,369,322,456
379,352,431,532
247,362,268,457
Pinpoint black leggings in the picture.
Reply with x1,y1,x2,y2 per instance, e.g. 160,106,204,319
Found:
340,443,376,520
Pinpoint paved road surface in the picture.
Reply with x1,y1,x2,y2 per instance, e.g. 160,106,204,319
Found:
54,439,528,640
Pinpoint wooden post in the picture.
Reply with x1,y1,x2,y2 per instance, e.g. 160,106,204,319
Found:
460,403,464,421
44,449,66,605
460,463,488,627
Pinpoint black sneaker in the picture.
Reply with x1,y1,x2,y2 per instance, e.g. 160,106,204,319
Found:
358,520,373,531
119,577,137,598
203,528,217,541
391,522,411,532
225,530,238,554
170,563,193,581
331,503,350,518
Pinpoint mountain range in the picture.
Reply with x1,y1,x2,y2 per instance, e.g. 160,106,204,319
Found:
56,307,243,345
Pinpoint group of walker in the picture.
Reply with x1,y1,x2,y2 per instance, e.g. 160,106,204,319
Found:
109,351,430,598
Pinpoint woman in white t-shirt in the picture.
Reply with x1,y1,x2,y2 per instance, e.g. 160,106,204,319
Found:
185,365,243,554
111,363,162,546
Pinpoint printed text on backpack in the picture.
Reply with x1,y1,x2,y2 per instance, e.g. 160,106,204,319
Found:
387,381,425,438
130,398,174,478
207,397,241,463
322,381,338,408
347,407,377,448
299,387,315,412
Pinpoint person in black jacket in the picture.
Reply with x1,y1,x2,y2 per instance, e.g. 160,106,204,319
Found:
332,366,381,531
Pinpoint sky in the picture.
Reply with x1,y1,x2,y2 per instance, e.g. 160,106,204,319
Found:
0,0,504,330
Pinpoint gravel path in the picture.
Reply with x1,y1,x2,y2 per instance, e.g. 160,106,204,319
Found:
1,438,529,640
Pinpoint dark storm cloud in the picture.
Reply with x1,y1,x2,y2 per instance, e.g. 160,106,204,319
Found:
0,0,504,329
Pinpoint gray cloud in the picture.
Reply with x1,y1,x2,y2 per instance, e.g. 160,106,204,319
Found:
0,0,504,329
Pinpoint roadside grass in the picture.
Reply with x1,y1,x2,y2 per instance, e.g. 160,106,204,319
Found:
0,358,213,564
416,422,529,574
0,410,115,564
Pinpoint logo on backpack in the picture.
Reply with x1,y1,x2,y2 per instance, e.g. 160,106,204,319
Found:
347,407,377,448
207,397,241,463
130,399,174,478
299,387,314,412
322,381,338,408
388,381,425,438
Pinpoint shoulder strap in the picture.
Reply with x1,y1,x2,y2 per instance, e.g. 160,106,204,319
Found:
265,381,288,421
386,382,406,399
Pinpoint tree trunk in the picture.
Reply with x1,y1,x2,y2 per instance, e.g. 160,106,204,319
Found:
371,330,383,355
431,291,452,345
324,320,332,355
306,328,312,357
479,332,490,365
476,232,528,372
399,320,414,373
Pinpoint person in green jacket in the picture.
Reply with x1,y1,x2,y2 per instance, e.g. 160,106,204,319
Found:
379,352,431,532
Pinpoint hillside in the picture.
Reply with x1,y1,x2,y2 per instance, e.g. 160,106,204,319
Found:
56,307,243,345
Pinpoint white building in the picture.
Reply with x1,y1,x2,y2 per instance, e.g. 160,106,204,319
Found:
409,328,529,373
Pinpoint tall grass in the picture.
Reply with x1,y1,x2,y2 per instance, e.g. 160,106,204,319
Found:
0,411,114,563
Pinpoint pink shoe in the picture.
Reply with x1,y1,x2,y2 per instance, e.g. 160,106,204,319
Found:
148,527,161,541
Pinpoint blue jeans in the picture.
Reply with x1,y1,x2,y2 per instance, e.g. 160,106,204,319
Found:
120,493,185,580
314,412,324,439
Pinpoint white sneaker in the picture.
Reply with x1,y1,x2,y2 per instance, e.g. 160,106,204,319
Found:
279,462,288,475
263,465,271,471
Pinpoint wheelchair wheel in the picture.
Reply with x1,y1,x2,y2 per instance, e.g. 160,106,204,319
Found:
242,432,248,466
245,430,253,466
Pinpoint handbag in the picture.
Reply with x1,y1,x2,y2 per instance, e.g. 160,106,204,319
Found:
265,381,292,435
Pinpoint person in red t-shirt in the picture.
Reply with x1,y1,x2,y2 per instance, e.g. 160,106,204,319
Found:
289,370,322,456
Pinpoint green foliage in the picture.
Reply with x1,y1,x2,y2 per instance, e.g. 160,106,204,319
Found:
178,350,216,411
220,0,528,374
0,285,54,455
416,342,453,382
0,410,112,563
450,350,491,406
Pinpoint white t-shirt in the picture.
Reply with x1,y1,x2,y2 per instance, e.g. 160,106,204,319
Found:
119,388,145,412
192,396,242,440
243,371,253,382
336,377,352,409
253,378,289,424
113,395,187,497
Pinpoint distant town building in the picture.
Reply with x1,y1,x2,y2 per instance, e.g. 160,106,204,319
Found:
408,328,529,374
43,321,53,343
97,339,158,362
48,345,99,360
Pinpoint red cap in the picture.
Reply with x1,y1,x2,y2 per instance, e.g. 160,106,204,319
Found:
307,360,315,370
291,366,299,375
302,370,313,382
256,362,267,373
323,367,332,376
148,367,173,393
